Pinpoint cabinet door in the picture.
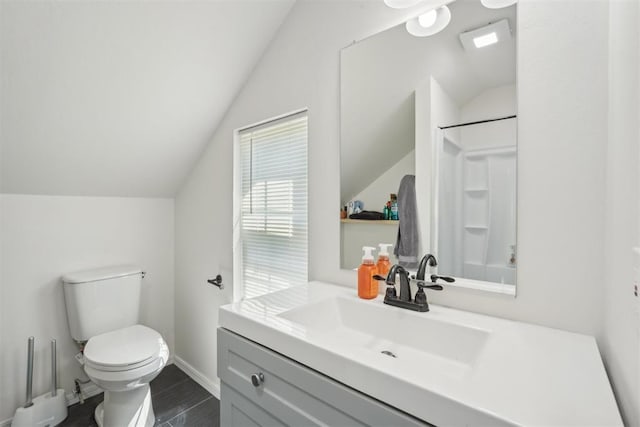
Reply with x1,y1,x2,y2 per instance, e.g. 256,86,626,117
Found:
218,328,431,427
220,384,287,427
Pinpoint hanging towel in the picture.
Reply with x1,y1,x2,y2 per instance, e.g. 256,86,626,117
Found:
394,174,419,269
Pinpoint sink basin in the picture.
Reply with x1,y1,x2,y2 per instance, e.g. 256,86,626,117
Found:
278,295,489,378
219,281,622,426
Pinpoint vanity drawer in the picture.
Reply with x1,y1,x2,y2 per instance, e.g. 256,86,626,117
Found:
218,328,431,427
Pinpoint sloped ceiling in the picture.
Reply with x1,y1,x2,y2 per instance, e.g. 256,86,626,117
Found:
0,0,295,197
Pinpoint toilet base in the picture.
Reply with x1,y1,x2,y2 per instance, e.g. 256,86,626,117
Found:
94,384,155,427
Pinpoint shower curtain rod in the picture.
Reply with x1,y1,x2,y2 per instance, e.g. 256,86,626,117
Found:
438,115,516,130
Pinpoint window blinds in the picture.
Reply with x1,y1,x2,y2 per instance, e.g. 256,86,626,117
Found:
238,112,308,299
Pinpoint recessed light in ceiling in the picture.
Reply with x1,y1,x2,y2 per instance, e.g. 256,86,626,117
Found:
459,19,511,51
473,32,498,48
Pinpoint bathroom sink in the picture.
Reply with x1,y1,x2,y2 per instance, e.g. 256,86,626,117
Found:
278,295,489,378
219,281,622,426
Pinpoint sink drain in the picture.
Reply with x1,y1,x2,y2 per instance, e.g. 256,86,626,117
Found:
380,350,397,358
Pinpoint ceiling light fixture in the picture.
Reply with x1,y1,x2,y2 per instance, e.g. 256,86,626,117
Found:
406,5,452,37
417,9,437,28
473,31,498,48
382,0,516,38
383,0,423,8
382,0,455,37
459,19,511,51
480,0,517,9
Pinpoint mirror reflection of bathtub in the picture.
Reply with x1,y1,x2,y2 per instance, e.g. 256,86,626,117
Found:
340,0,517,294
435,124,516,286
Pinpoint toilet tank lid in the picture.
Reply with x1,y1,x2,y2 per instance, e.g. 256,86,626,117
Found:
62,265,142,284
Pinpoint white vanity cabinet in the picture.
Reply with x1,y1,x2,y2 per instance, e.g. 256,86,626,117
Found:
217,328,430,427
218,282,623,426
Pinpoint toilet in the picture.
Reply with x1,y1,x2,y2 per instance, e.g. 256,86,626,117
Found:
62,265,169,427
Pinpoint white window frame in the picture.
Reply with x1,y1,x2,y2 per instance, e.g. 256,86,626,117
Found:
232,109,309,302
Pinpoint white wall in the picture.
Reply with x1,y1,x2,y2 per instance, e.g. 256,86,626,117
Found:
350,150,415,211
415,76,461,257
460,85,517,151
460,84,517,123
341,150,414,269
602,0,640,425
174,0,624,421
341,223,399,271
0,195,174,423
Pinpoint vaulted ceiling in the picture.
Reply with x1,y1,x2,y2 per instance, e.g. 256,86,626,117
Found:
0,0,295,197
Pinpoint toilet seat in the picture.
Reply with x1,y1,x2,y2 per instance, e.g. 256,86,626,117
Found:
84,324,166,373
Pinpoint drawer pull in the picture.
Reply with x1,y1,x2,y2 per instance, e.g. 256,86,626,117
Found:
251,373,265,387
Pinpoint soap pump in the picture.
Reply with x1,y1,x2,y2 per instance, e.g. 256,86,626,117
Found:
358,246,378,299
376,243,393,279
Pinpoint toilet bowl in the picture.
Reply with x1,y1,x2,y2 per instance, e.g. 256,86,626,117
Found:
62,265,169,426
83,324,169,427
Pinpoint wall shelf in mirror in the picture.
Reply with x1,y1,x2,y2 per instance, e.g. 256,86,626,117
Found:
341,219,398,225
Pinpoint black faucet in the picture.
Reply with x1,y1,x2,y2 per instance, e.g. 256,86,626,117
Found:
374,262,447,313
385,264,412,302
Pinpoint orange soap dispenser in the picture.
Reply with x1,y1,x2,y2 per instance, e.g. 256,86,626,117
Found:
376,243,393,279
358,246,378,299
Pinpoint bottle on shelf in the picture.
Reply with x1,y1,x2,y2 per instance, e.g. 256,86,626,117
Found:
358,246,378,299
390,194,399,221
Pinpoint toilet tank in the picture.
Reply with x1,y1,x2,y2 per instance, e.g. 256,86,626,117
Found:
62,265,143,343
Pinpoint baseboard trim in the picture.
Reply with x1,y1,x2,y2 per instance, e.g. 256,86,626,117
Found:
173,355,221,399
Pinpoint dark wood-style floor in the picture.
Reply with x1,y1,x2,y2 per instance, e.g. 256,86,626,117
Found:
60,364,219,427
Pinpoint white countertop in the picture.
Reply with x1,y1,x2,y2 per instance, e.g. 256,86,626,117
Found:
219,281,622,426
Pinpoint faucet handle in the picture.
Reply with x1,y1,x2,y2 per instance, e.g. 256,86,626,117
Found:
373,274,397,298
414,280,443,307
430,274,455,284
416,281,443,291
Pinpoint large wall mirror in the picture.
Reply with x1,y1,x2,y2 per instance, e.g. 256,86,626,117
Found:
340,0,517,293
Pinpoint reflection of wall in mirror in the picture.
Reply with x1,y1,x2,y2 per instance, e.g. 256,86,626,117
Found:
350,150,415,212
460,85,516,150
341,222,398,270
340,152,414,269
415,76,461,261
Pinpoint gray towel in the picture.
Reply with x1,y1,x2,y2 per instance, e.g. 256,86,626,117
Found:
394,174,419,269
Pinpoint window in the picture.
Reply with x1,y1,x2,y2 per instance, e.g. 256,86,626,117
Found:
234,111,308,300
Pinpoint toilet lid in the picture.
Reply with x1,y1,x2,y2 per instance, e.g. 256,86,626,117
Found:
84,324,164,370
